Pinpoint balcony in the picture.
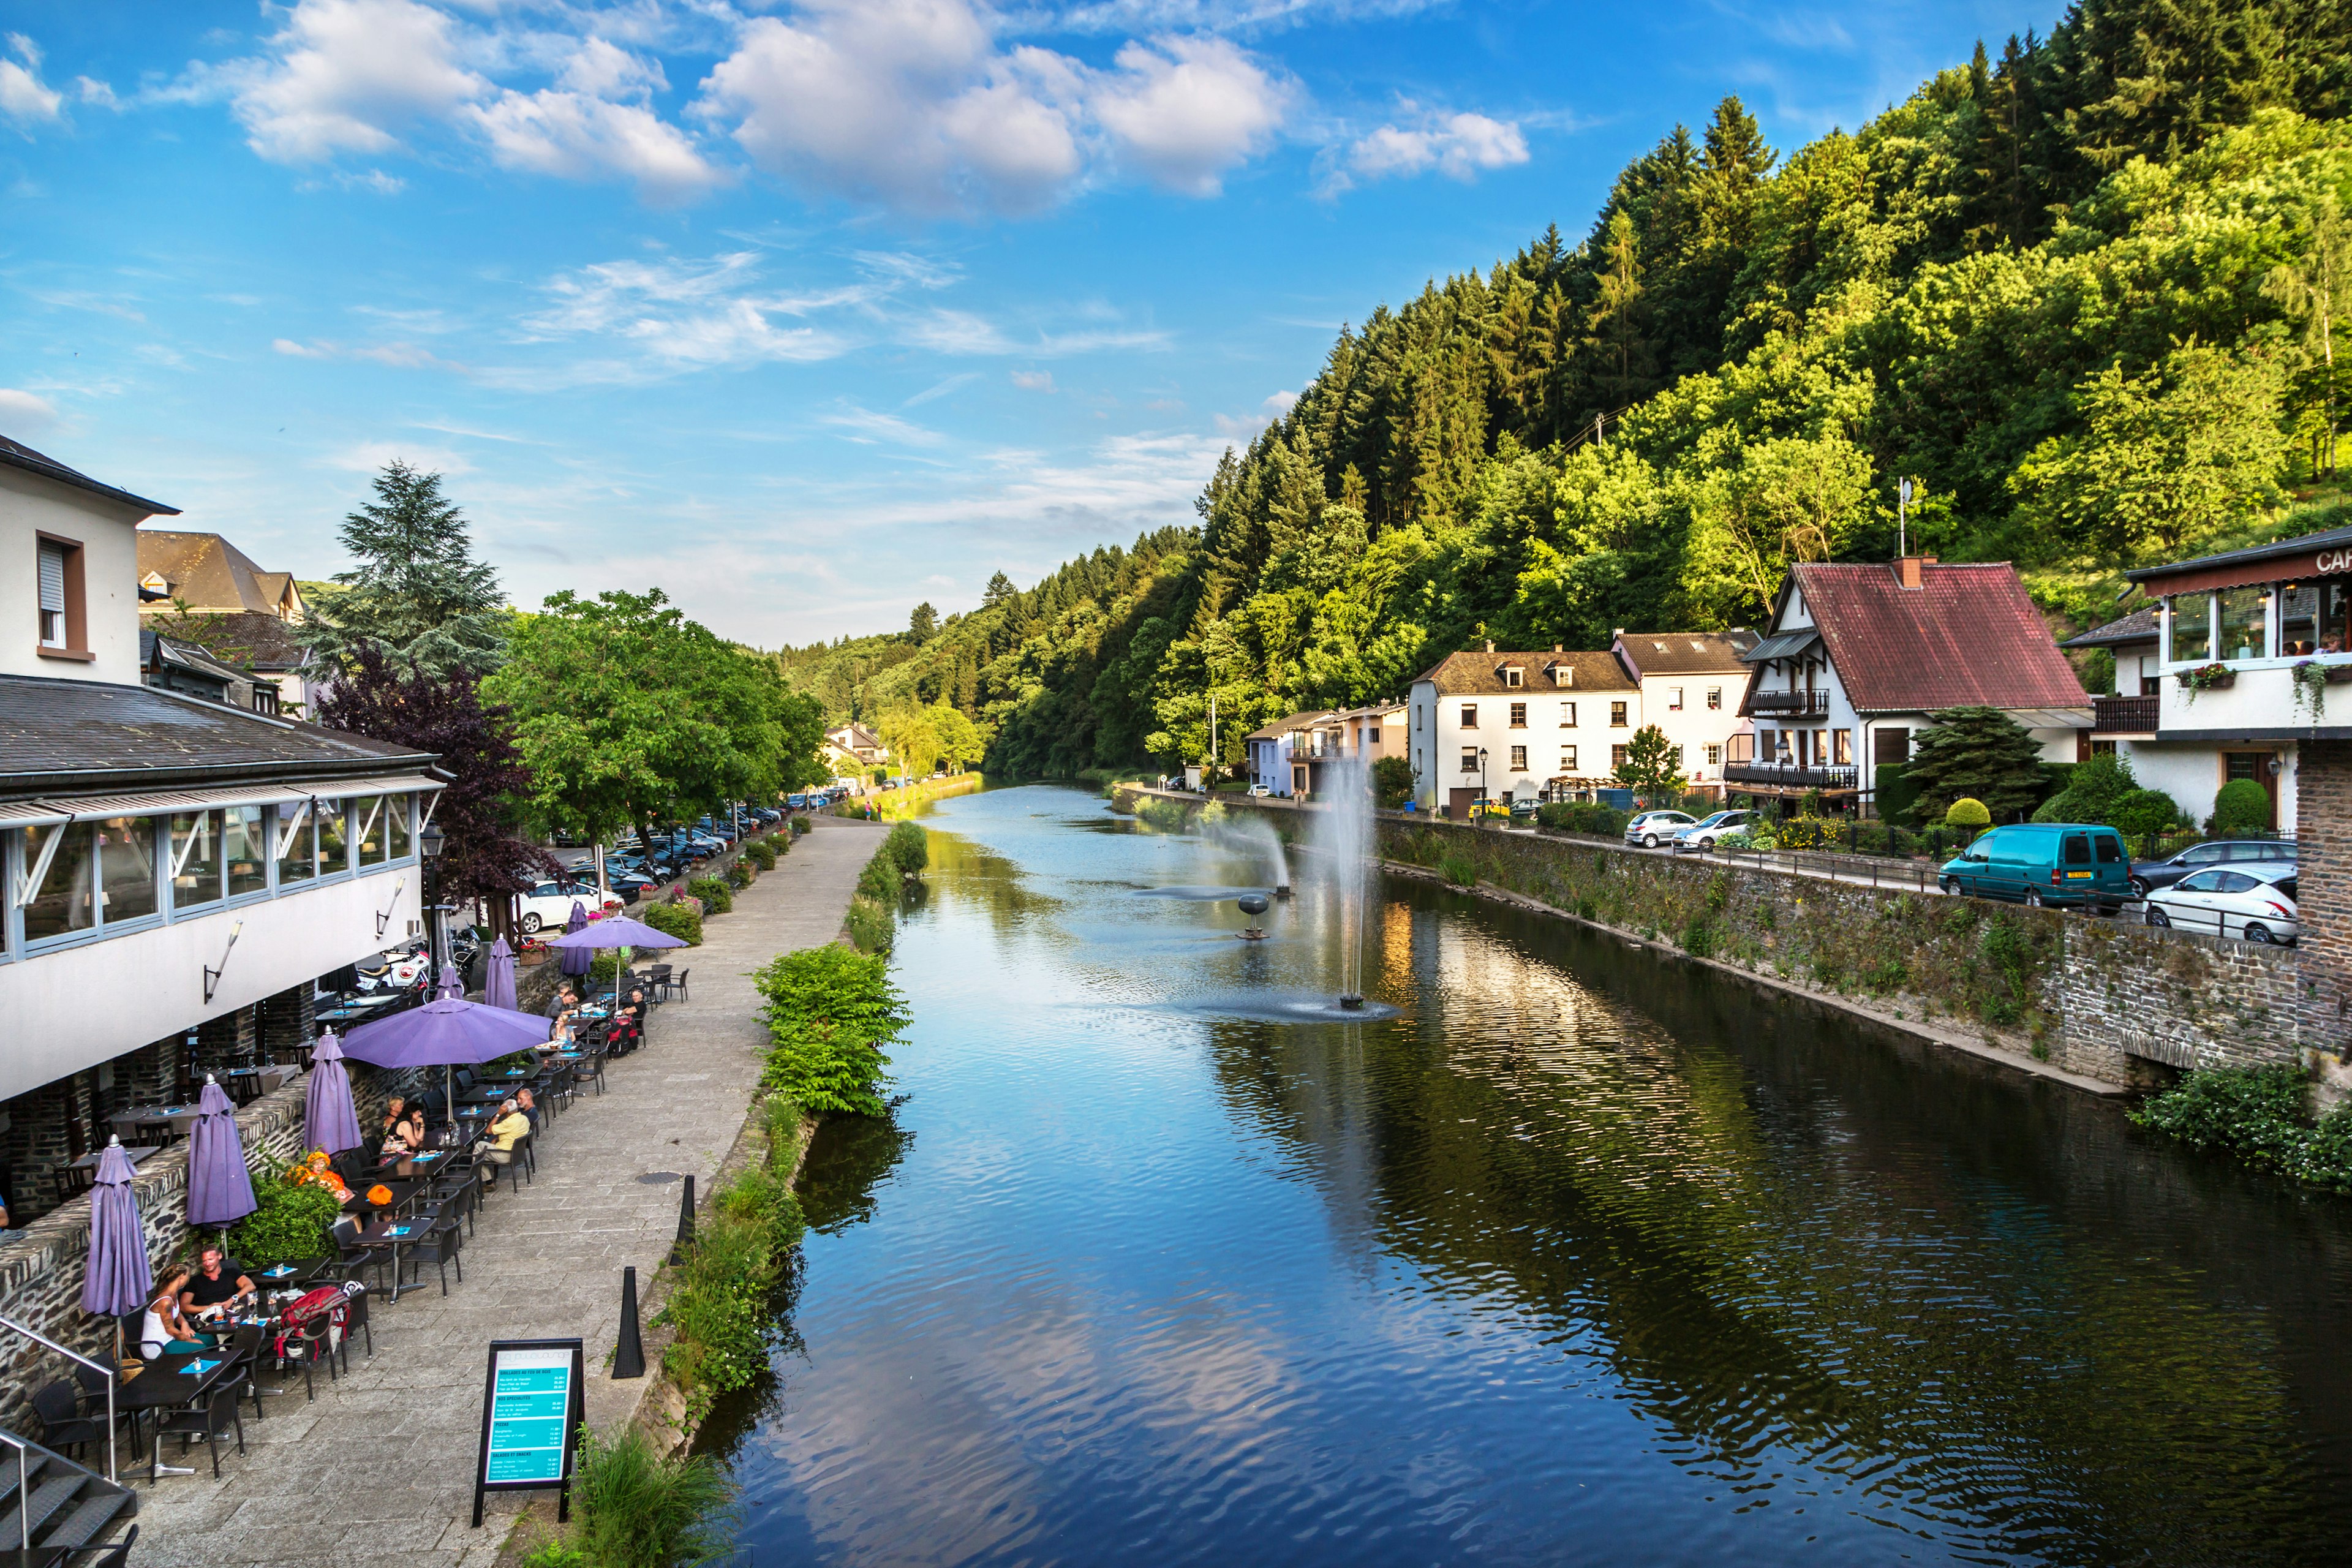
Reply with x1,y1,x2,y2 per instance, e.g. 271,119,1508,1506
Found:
2155,656,2352,736
1724,760,1860,792
2092,695,2159,734
1746,690,1830,715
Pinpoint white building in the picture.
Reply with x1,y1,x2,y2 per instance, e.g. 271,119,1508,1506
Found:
1735,557,2090,808
1608,630,1757,801
2066,524,2352,832
1407,645,1641,818
1243,710,1332,797
2,433,439,1215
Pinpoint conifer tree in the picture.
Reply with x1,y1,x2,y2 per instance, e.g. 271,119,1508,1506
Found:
303,461,506,680
1903,707,2049,823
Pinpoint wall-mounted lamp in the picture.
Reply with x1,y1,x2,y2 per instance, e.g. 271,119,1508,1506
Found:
203,922,245,1005
375,876,406,937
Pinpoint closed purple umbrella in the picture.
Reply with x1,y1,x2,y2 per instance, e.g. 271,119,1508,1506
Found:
81,1139,151,1317
305,1029,364,1156
186,1076,257,1226
437,962,465,1000
484,934,518,1012
559,901,595,978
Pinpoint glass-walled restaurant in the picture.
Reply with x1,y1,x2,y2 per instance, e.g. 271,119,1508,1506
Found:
2164,579,2352,663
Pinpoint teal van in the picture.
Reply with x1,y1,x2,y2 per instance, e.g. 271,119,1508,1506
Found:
1937,823,2132,910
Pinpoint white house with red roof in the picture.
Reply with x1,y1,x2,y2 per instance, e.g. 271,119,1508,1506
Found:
1733,556,2090,805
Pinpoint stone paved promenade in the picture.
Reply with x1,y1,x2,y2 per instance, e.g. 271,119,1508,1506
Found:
133,815,886,1568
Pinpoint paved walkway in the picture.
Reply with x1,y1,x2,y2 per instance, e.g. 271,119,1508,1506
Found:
134,815,886,1568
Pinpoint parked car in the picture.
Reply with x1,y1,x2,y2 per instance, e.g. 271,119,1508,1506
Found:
1246,783,1272,797
2127,839,2297,900
1673,809,1761,850
1509,797,1539,820
1624,810,1697,849
1938,823,2131,909
516,878,606,933
2144,863,2299,944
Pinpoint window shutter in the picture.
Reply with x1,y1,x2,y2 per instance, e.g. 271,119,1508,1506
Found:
37,541,67,613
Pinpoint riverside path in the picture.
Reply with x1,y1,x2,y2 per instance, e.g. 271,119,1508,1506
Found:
131,814,887,1568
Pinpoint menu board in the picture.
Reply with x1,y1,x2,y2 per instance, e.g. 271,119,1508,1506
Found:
472,1338,585,1526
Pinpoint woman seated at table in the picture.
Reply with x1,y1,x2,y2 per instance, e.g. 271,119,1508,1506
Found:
383,1107,431,1156
475,1099,530,1166
140,1268,209,1359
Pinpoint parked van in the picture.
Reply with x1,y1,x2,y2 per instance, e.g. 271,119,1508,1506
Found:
1937,823,2131,910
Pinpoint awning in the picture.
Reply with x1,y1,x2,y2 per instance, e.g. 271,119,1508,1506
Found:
2002,707,2094,729
2128,524,2352,597
4,772,445,824
1741,629,1820,663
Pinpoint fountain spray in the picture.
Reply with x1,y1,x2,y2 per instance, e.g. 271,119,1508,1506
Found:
1311,755,1375,1009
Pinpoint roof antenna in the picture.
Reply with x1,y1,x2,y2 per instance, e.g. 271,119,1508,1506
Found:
1897,477,1913,557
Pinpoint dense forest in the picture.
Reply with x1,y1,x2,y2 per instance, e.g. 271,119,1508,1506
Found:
780,0,2352,778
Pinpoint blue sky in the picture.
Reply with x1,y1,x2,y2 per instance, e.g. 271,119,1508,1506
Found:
0,1,2048,646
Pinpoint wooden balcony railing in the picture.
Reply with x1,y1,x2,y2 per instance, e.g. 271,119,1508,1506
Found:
1746,690,1830,715
1724,761,1860,791
2092,695,2160,734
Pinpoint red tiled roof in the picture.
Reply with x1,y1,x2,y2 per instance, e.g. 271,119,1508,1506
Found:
1789,562,2089,714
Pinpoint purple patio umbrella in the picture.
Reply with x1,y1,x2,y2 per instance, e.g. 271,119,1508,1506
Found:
558,901,595,979
484,934,518,1012
81,1139,151,1319
546,913,690,1008
304,1028,365,1156
342,997,555,1134
437,962,465,1000
186,1076,257,1227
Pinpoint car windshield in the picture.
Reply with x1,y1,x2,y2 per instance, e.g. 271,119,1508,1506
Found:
1689,812,1732,829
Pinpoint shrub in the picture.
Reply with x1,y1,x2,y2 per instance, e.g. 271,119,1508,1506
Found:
638,899,702,946
687,875,733,915
2132,1067,2352,1192
1371,755,1415,809
2208,777,2274,836
1136,796,1190,832
1436,852,1479,887
1775,815,1836,850
1874,763,1923,827
1534,801,1630,836
755,944,906,1116
846,896,894,954
790,816,810,836
227,1163,345,1267
566,1423,737,1568
855,853,900,903
745,837,778,870
2111,788,2184,838
726,861,753,890
1945,797,1992,829
884,820,928,875
1680,918,1717,959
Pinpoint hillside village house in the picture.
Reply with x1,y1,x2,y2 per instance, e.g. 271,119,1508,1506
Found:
824,722,888,782
1608,630,1758,801
1244,704,1406,796
2,434,440,1217
2065,524,2352,832
1735,557,2090,807
1408,646,1642,818
137,529,312,715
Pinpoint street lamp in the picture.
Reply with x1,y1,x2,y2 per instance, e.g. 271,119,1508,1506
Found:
418,819,447,976
1478,747,1489,825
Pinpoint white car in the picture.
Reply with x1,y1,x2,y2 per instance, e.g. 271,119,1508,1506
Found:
1246,783,1272,797
1623,810,1696,849
1673,809,1762,849
516,878,606,934
2144,865,2299,945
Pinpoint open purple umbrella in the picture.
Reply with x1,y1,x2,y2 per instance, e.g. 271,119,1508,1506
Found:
484,934,518,1012
559,902,595,979
305,1028,364,1156
81,1139,151,1317
342,998,554,1133
547,912,690,1009
186,1076,257,1226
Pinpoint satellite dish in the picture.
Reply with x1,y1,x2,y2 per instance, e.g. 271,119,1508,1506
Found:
1898,477,1915,504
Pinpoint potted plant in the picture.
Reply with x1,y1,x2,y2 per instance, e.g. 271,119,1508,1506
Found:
2177,663,2236,701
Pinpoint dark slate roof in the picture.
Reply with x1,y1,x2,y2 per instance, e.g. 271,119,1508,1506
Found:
2061,603,2159,649
0,433,178,516
140,630,250,690
1614,630,1757,676
1741,628,1822,663
0,675,431,796
143,609,309,671
2124,523,2352,583
1787,561,2089,714
1412,649,1637,695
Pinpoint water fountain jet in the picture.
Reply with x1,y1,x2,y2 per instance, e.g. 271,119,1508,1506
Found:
1310,755,1376,1011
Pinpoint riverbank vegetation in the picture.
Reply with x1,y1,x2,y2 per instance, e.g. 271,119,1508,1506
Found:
755,944,907,1116
2135,1068,2352,1191
520,1424,737,1568
655,1096,809,1427
778,1,2352,779
839,821,931,954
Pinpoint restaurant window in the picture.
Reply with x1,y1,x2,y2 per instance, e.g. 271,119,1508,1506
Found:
95,816,157,925
1460,747,1479,773
1460,704,1477,728
1610,701,1628,727
1509,703,1527,728
20,824,96,941
2278,581,2352,657
1559,703,1577,728
1706,688,1722,710
275,801,317,888
170,811,224,909
1668,687,1684,710
1510,745,1528,771
225,806,269,897
1560,746,1578,772
2170,595,2212,663
2217,586,2266,661
316,799,350,875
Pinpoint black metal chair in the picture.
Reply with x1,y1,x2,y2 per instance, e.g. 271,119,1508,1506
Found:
156,1384,245,1479
401,1213,465,1297
65,1522,137,1566
32,1379,105,1463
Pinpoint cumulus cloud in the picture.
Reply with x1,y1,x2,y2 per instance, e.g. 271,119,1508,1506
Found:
0,388,59,431
695,0,1291,214
1011,369,1055,391
471,89,720,200
1333,105,1528,190
0,33,64,126
229,0,489,162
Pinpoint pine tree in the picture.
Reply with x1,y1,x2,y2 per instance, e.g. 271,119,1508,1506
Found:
981,571,1017,609
304,461,506,680
1903,707,2049,822
908,601,938,643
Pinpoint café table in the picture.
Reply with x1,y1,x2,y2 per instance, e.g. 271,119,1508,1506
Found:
369,1150,454,1180
107,1104,202,1142
248,1258,330,1291
118,1348,244,1480
341,1178,422,1218
357,1216,428,1303
222,1063,298,1099
68,1145,163,1175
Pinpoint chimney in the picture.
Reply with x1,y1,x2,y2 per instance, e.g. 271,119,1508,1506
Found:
1894,556,1928,590
1484,639,1494,654
1553,643,1562,653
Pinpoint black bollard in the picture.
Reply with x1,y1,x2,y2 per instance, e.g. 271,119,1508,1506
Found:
669,1174,696,1265
613,1265,646,1379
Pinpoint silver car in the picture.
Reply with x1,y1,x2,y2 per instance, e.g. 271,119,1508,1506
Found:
1623,810,1697,849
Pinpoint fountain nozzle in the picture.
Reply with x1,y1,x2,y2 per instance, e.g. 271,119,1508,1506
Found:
1273,884,1292,899
1338,993,1365,1011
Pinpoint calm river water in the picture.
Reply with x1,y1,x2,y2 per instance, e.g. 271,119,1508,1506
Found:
704,785,2352,1566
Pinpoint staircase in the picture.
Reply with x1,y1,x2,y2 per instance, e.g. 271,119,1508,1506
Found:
0,1433,134,1564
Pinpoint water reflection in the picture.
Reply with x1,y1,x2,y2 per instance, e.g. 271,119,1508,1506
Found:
716,786,2352,1566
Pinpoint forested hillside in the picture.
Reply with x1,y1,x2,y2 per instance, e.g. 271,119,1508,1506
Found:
784,0,2352,779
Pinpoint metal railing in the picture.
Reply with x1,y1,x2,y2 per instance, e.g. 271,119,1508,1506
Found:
0,1432,24,1557
1746,690,1830,714
0,1314,115,1483
2092,695,2160,733
1723,761,1860,790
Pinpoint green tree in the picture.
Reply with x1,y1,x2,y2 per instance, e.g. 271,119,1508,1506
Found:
1904,707,2048,823
2264,194,2349,474
1371,753,1415,809
908,601,938,643
485,589,788,856
1613,723,1687,799
303,461,507,679
877,707,940,777
930,703,985,771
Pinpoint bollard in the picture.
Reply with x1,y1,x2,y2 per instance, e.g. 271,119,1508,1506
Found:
669,1174,696,1265
612,1265,646,1379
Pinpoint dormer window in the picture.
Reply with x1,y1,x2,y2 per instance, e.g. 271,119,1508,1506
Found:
1549,663,1574,688
1502,665,1523,688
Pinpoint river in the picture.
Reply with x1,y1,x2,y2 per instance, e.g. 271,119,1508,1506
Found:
702,785,2352,1566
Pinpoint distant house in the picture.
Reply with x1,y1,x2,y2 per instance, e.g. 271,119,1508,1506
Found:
140,627,277,714
1244,710,1331,797
1608,630,1758,801
824,723,888,778
136,529,314,712
1408,644,1641,818
1735,557,2090,807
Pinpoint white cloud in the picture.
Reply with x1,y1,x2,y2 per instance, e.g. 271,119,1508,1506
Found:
695,0,1289,215
330,439,474,475
1011,369,1055,391
272,337,333,358
273,336,466,371
75,76,118,110
1335,107,1528,189
229,0,490,162
0,388,59,431
470,89,721,201
0,33,64,126
516,252,858,374
821,405,946,445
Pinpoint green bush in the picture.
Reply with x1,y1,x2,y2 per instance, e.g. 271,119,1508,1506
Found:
225,1164,345,1267
687,875,733,915
725,862,752,890
1680,918,1717,958
565,1423,737,1568
1436,852,1479,886
2134,1067,2352,1192
1945,797,1992,828
1534,801,1629,836
2111,788,2184,838
1371,755,1415,809
790,816,810,836
1775,815,1837,850
884,820,928,875
2208,777,2274,836
1135,796,1190,832
755,944,907,1116
1874,763,1923,827
638,899,702,946
855,853,900,903
745,837,777,870
845,896,894,954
